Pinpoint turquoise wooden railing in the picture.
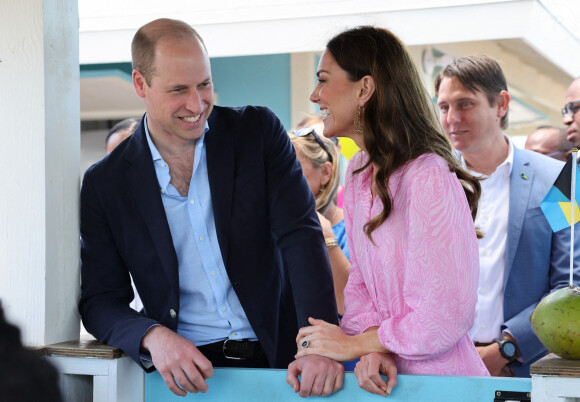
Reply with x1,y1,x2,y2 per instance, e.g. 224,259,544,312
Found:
145,368,531,401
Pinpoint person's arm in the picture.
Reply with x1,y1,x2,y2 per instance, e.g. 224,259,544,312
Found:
317,212,350,316
79,166,161,369
374,164,479,359
338,153,383,333
255,108,343,396
260,107,338,326
502,223,580,364
296,162,480,361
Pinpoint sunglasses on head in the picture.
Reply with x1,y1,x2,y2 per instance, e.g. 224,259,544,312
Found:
292,127,334,164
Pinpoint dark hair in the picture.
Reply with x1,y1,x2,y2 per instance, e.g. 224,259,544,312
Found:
434,54,509,129
105,118,140,147
0,306,62,401
132,18,206,86
326,26,481,241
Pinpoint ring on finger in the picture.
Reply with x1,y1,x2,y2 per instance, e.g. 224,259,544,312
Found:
302,340,309,348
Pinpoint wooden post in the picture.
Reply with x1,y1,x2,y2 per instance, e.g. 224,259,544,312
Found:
0,0,80,346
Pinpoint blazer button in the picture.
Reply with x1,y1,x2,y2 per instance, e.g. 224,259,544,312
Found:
170,309,177,318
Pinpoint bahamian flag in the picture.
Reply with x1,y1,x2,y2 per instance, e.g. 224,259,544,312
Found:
540,155,580,232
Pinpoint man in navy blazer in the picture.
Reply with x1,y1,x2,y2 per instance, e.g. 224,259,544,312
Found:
79,18,342,397
435,54,580,377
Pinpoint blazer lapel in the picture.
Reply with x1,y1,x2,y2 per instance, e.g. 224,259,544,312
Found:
505,147,533,285
122,122,180,292
206,110,234,265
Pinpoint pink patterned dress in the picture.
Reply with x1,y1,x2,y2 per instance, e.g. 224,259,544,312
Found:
340,152,489,376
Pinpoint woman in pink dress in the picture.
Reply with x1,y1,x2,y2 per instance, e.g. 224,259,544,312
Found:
295,26,490,396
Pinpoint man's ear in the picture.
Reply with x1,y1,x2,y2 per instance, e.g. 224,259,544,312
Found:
133,69,147,99
496,90,510,118
358,75,376,106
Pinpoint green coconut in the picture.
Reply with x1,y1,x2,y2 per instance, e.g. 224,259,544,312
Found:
530,286,580,360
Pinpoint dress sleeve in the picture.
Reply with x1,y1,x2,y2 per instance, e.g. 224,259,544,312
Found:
376,164,479,359
339,153,383,334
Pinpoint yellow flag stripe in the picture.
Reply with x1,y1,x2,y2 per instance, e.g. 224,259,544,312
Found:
558,201,580,225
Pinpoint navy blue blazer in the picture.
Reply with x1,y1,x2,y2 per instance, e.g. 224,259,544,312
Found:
79,106,338,370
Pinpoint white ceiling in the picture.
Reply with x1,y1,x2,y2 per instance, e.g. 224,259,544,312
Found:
77,0,580,132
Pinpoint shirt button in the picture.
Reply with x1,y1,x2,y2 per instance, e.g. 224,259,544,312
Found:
189,199,195,204
161,189,166,194
231,333,238,337
161,163,166,168
483,215,489,220
481,250,488,256
211,270,216,276
170,309,177,318
481,325,487,330
480,288,486,294
200,236,205,241
221,306,227,312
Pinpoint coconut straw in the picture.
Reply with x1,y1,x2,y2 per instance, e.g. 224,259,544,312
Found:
571,149,577,287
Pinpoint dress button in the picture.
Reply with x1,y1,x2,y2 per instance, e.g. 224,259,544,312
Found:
170,309,177,318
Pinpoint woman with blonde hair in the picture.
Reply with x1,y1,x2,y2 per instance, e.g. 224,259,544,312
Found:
290,128,350,316
295,26,489,396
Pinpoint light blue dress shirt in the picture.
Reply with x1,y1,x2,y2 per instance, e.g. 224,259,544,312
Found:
144,115,257,346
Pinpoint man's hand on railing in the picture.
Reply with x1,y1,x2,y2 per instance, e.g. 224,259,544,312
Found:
141,326,214,396
286,355,345,398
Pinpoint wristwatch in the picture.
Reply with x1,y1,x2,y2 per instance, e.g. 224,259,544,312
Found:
496,338,518,362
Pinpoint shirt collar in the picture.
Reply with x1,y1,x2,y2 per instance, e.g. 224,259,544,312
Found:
496,134,514,176
459,134,514,177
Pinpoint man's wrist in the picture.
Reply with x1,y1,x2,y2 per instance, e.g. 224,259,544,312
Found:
495,337,519,362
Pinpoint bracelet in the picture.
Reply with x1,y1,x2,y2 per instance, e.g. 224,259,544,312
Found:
325,237,339,248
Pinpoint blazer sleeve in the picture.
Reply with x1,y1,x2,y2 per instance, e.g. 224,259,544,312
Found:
259,108,338,327
503,222,580,365
79,165,161,371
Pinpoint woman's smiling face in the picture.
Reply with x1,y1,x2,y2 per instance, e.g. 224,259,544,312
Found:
309,49,364,146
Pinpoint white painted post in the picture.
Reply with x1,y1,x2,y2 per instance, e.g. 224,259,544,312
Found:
48,355,144,402
0,0,80,345
290,52,318,127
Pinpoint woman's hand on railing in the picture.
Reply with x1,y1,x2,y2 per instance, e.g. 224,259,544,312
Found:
354,352,397,396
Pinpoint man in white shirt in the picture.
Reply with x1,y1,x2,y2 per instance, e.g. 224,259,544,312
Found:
435,54,579,377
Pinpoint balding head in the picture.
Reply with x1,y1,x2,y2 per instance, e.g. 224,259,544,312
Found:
525,125,573,161
131,18,206,86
